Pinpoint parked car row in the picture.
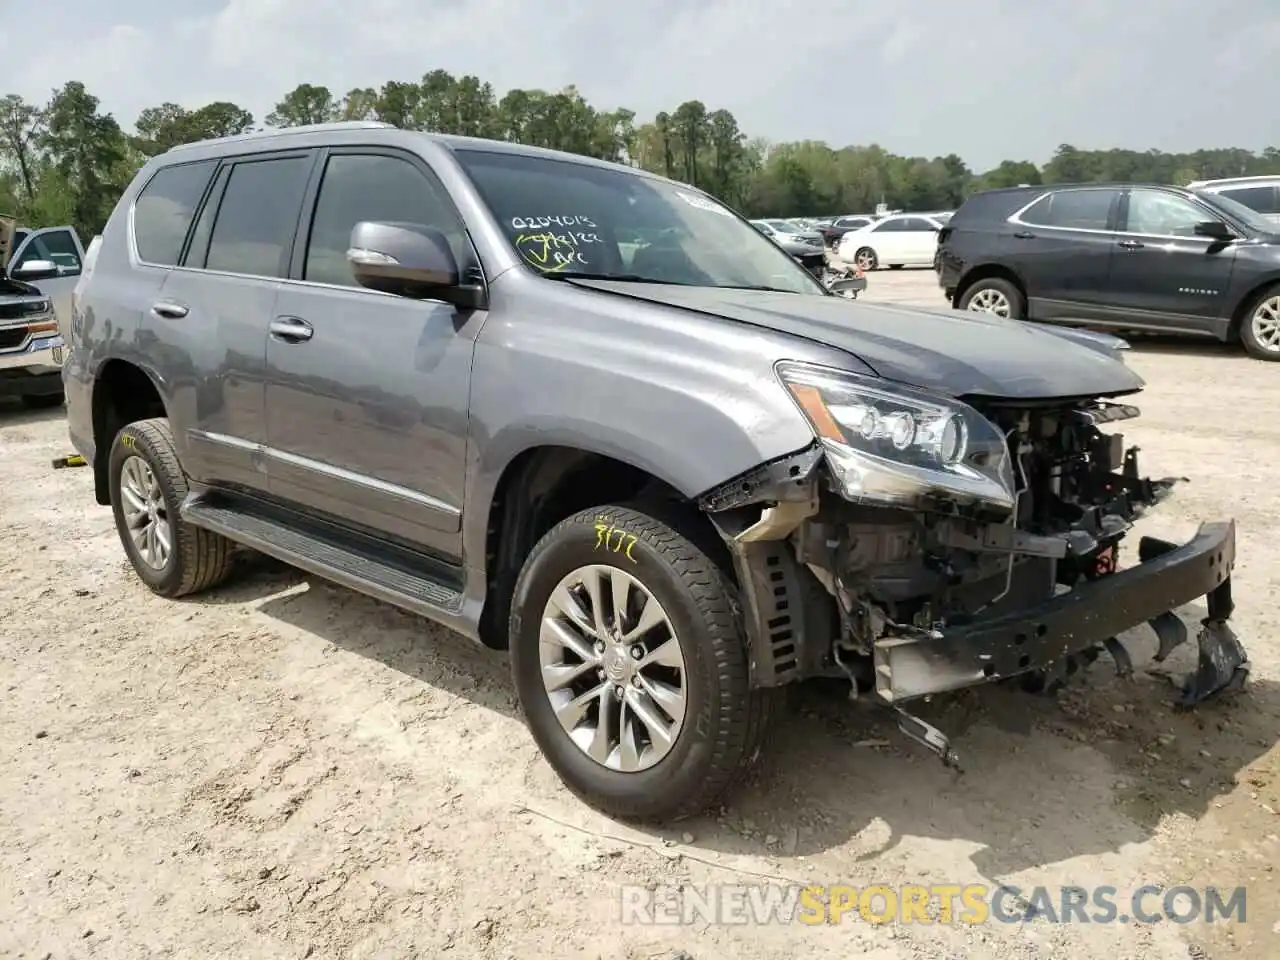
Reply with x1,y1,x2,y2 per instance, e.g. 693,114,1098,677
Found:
938,180,1280,360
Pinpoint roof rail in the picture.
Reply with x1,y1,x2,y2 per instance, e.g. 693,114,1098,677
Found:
165,120,396,153
1188,174,1279,187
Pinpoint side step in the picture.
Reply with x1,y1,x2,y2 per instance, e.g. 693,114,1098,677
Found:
182,495,469,628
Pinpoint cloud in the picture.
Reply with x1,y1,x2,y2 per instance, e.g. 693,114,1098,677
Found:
2,0,1279,170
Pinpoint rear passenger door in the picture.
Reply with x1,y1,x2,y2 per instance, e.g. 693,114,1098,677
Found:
263,148,483,562
157,150,317,492
895,217,941,265
1005,187,1122,320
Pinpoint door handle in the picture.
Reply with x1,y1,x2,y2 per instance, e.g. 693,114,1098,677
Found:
1013,230,1036,239
1117,239,1144,249
150,300,189,319
269,316,313,342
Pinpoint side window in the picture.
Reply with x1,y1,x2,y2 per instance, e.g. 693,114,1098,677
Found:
303,153,468,287
133,160,217,265
1126,190,1214,237
14,229,82,275
870,219,899,232
902,217,936,232
204,156,312,278
1219,186,1278,215
1020,189,1117,231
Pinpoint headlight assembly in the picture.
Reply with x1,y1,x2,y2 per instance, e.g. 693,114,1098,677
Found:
776,360,1017,513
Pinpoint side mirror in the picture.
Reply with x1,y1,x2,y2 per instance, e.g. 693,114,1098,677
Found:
828,277,864,294
347,221,484,308
1193,220,1234,241
12,259,60,282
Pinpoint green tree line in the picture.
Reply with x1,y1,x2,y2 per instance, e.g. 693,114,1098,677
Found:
4,75,1280,242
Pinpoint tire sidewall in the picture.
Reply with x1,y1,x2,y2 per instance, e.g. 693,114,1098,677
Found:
510,509,736,811
108,423,185,593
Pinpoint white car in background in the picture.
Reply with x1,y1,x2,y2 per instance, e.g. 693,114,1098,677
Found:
1186,176,1280,226
835,213,946,270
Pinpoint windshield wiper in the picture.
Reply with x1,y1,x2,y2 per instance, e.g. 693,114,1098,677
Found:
544,271,695,285
714,284,802,293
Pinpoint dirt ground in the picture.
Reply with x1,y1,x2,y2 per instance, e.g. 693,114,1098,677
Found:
2,269,1278,960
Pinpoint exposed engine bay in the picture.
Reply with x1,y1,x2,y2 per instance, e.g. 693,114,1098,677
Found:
702,391,1250,770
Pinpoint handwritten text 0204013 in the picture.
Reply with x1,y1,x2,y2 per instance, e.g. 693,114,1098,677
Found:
511,215,597,229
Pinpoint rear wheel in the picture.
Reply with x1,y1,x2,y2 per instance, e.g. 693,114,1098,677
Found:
509,504,779,821
959,277,1025,319
1240,286,1280,361
108,417,237,597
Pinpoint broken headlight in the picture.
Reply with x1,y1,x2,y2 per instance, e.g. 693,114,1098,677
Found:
776,360,1016,513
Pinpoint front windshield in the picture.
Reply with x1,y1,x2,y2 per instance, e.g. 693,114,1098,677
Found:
455,149,824,294
1195,190,1277,235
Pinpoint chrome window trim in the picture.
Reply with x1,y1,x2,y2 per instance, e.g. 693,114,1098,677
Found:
1007,186,1243,243
127,148,489,303
188,429,462,517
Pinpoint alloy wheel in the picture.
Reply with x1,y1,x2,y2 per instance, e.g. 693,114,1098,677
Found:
119,455,172,570
538,563,688,772
1251,296,1280,353
968,288,1011,317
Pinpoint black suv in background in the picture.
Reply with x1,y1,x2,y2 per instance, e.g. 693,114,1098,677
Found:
936,183,1280,360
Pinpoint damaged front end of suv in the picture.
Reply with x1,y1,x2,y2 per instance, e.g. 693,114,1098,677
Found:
700,360,1249,768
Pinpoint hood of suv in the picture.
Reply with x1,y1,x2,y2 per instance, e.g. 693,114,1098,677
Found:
569,280,1144,400
0,276,44,299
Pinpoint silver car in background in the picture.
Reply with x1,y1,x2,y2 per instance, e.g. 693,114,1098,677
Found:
749,218,826,257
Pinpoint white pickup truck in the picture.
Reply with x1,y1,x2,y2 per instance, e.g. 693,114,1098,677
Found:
0,217,85,408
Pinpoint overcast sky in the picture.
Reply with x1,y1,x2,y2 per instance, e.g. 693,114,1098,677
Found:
3,0,1278,171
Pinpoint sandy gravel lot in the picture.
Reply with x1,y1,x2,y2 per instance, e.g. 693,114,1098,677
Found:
2,269,1278,960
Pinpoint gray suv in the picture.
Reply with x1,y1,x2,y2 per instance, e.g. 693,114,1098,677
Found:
66,121,1249,821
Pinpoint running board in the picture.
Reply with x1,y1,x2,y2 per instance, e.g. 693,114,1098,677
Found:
181,495,468,626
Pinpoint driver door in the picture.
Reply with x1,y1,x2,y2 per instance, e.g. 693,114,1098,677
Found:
7,225,84,325
265,148,482,560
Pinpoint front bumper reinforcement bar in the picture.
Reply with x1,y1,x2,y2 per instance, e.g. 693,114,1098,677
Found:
874,520,1249,708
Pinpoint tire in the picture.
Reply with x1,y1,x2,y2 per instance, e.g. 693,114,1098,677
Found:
958,277,1026,320
509,503,779,821
854,247,878,271
20,392,64,410
108,417,237,598
1239,284,1280,361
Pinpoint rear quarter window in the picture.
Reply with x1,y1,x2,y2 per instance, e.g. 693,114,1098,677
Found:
951,190,1038,226
133,160,218,265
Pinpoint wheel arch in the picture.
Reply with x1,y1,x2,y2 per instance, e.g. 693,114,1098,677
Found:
1227,274,1280,342
90,358,169,505
474,443,732,650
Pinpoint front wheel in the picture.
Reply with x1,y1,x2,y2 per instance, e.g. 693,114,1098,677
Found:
854,247,878,271
1240,285,1280,361
509,504,778,821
